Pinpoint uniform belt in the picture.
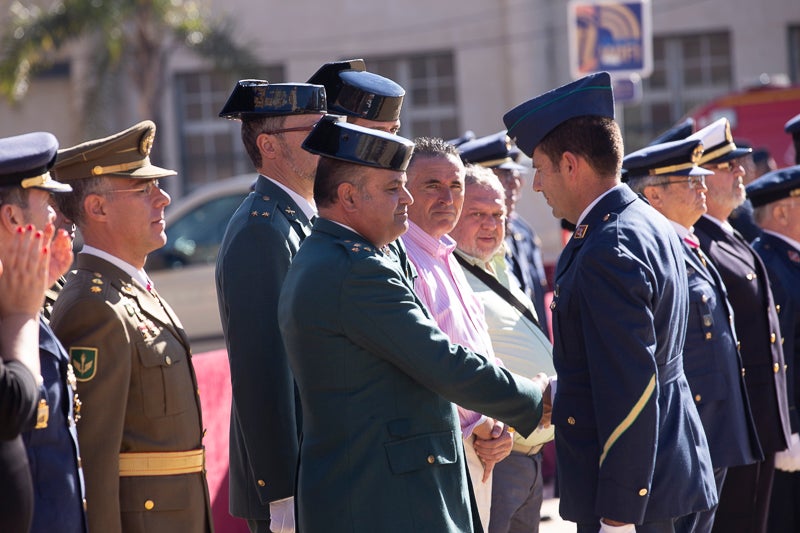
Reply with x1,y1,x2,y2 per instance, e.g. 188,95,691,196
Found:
511,442,543,456
119,449,205,477
659,354,684,385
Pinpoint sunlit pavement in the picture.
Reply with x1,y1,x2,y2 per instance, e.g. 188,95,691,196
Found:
540,496,576,532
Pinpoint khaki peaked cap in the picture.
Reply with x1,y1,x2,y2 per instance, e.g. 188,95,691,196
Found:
53,120,176,181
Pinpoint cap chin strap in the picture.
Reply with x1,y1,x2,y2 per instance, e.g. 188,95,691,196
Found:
91,157,149,176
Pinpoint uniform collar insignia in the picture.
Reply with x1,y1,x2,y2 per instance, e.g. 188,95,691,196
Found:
573,224,588,239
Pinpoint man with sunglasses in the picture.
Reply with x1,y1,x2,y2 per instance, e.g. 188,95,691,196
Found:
215,80,326,533
49,121,213,533
625,137,762,533
690,118,791,533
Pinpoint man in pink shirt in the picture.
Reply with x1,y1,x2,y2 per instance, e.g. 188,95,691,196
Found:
402,137,513,531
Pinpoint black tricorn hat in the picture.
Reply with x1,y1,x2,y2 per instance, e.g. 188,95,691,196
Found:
219,80,326,119
302,115,414,171
307,59,404,122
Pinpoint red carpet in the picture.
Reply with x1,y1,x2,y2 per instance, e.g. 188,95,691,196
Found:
193,349,249,533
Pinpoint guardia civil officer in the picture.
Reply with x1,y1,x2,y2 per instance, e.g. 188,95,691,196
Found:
215,80,325,533
0,132,80,533
624,138,763,533
746,166,800,532
688,118,791,533
307,59,416,281
278,116,550,533
50,121,213,533
503,72,716,532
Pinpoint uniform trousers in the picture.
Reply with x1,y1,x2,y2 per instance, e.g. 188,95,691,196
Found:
488,451,543,533
712,454,775,533
767,469,800,533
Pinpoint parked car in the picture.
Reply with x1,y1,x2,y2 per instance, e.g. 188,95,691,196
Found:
147,174,256,347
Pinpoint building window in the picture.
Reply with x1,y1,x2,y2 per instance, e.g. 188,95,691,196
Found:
789,25,800,84
365,51,459,140
622,32,733,150
174,66,284,192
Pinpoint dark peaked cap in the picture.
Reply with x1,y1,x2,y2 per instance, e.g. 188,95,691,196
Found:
302,115,414,172
746,164,800,207
648,117,695,146
503,71,615,157
307,59,404,122
218,80,326,119
623,138,713,182
0,131,71,192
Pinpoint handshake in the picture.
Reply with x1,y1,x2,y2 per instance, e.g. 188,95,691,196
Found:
473,373,555,482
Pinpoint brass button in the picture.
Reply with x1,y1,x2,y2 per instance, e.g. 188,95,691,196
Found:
770,333,777,344
695,394,702,402
550,301,556,311
703,315,712,326
427,455,435,464
144,500,155,510
776,304,781,314
567,417,576,425
83,498,87,511
77,456,82,468
737,341,741,351
785,364,789,372
639,488,648,496
165,355,172,366
603,214,610,222
257,479,266,487
774,363,780,373
705,332,712,340
741,368,746,377
746,272,756,280
701,294,708,303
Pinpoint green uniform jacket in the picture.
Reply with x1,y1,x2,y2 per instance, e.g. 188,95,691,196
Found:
278,219,543,532
50,253,212,533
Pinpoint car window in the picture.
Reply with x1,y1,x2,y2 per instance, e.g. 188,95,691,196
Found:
147,193,245,271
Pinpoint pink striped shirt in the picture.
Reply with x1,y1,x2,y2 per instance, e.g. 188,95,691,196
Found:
402,222,498,437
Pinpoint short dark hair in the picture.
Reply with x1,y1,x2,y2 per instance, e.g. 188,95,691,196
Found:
538,116,623,178
241,115,285,169
53,176,106,227
314,157,367,208
0,186,28,208
409,137,460,164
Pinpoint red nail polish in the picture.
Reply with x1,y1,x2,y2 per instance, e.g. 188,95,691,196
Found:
16,226,23,233
35,231,42,239
26,224,34,231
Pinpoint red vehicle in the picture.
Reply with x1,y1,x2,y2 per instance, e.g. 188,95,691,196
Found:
690,83,800,167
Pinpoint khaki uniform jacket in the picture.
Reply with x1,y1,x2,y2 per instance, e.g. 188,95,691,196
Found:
50,253,212,533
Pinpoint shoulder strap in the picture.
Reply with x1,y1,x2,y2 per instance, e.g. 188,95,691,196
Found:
454,253,542,330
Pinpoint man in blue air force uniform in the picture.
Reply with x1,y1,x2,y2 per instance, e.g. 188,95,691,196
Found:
503,72,716,532
624,138,763,532
278,117,550,533
746,166,800,532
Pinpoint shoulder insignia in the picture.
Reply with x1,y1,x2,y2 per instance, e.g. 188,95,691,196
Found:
121,284,136,296
93,272,103,277
66,362,77,390
90,286,101,293
70,347,98,382
574,225,588,239
261,211,270,217
251,210,259,217
788,250,800,263
92,278,103,285
262,195,271,201
285,206,296,216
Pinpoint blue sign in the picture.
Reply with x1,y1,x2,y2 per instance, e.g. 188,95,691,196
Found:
568,0,652,79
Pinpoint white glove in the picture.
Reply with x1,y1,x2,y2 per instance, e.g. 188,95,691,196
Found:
599,520,636,533
775,433,800,472
269,496,295,533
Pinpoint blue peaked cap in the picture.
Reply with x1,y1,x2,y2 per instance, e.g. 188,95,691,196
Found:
622,138,713,182
746,164,800,207
0,132,71,192
786,113,800,135
503,71,615,157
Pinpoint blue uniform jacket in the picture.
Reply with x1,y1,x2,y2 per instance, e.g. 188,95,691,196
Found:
22,318,87,533
278,218,544,533
753,233,800,433
550,186,716,525
683,242,762,468
215,175,312,518
694,216,791,453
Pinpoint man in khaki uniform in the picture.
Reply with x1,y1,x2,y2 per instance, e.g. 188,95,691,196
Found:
49,121,212,533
